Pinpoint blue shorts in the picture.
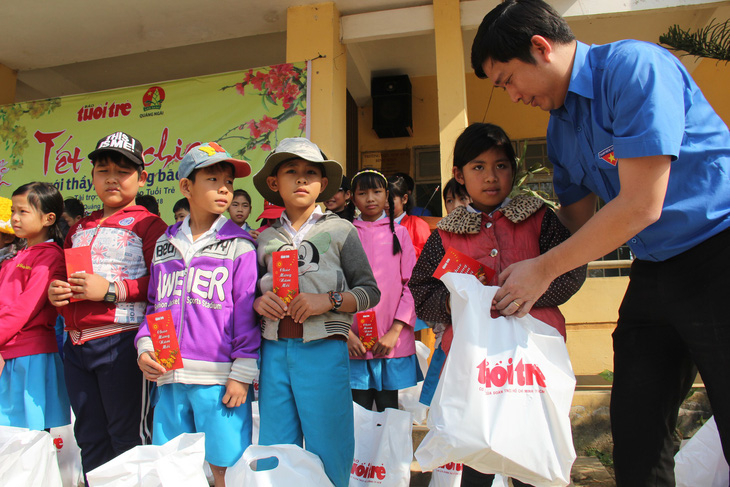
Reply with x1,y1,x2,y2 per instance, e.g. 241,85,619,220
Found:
0,353,71,429
153,382,252,468
349,355,422,391
258,338,354,487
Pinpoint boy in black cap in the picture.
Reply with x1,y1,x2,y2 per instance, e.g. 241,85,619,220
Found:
48,131,167,479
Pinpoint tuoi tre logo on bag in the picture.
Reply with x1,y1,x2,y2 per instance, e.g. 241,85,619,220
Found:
351,459,387,482
476,358,546,394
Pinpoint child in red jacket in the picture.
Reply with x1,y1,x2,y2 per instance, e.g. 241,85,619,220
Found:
0,182,70,430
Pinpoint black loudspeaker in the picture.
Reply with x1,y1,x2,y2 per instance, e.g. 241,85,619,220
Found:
371,75,412,138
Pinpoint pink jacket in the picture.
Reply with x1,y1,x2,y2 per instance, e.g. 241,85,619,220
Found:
0,242,65,359
351,218,417,359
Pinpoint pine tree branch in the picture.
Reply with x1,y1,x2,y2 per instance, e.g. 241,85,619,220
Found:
659,19,730,62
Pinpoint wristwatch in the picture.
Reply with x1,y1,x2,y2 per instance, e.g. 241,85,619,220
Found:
103,282,117,303
328,291,343,311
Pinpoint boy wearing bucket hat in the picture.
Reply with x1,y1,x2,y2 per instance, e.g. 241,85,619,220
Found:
47,131,168,479
135,142,260,486
253,137,380,487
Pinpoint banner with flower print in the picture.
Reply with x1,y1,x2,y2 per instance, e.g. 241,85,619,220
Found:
0,62,308,223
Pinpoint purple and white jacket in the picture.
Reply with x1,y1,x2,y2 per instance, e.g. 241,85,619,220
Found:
136,219,260,386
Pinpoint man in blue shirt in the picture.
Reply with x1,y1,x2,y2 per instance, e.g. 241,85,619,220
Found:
471,0,730,485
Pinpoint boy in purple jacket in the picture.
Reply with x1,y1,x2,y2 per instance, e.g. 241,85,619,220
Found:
136,142,260,486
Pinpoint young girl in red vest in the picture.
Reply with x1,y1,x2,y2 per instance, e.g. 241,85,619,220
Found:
0,182,70,430
409,123,586,487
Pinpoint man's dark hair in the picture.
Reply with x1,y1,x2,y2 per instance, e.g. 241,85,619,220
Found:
471,0,575,78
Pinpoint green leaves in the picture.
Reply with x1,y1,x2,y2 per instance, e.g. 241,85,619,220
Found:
659,19,730,62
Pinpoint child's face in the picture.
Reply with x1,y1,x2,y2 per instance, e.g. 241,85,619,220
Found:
323,189,349,213
174,208,189,223
61,212,82,228
182,165,234,216
444,190,471,214
391,194,407,218
92,157,147,211
267,159,328,212
229,195,251,225
353,185,387,222
454,148,513,215
11,193,53,246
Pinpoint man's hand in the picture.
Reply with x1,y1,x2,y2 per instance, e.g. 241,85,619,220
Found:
68,272,110,302
492,257,552,318
288,293,333,324
222,379,249,408
254,291,288,320
48,280,73,307
138,351,167,381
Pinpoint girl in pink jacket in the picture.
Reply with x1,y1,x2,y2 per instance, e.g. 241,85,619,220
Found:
347,168,420,412
0,182,70,430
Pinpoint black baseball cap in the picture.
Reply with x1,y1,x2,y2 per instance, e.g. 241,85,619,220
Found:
88,132,145,166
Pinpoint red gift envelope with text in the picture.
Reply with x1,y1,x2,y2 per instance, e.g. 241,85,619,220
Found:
433,247,495,284
273,249,299,304
64,246,93,302
356,310,378,351
147,310,183,371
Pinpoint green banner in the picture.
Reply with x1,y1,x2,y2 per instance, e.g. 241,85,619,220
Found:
0,62,308,223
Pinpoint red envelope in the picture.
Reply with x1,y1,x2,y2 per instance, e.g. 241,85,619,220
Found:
64,246,93,302
433,247,495,283
273,249,299,304
356,310,378,351
147,310,183,371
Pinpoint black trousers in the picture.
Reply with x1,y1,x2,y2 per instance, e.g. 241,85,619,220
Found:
352,388,398,412
64,330,152,477
611,228,730,486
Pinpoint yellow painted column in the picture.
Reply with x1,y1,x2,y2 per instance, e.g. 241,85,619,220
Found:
286,3,347,164
433,0,469,209
0,63,17,105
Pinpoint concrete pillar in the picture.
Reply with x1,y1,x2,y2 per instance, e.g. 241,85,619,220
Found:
0,63,17,105
433,0,468,210
286,2,347,164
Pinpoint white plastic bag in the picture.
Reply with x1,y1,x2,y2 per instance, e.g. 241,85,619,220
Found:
675,416,729,487
416,274,576,487
86,433,208,487
428,463,508,487
350,403,413,487
50,422,84,487
0,426,63,487
399,340,430,424
428,462,463,487
226,443,335,486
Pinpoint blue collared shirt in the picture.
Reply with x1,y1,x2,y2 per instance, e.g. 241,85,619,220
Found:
548,40,730,261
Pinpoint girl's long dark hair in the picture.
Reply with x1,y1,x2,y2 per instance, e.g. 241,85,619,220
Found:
351,169,402,255
12,182,65,247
